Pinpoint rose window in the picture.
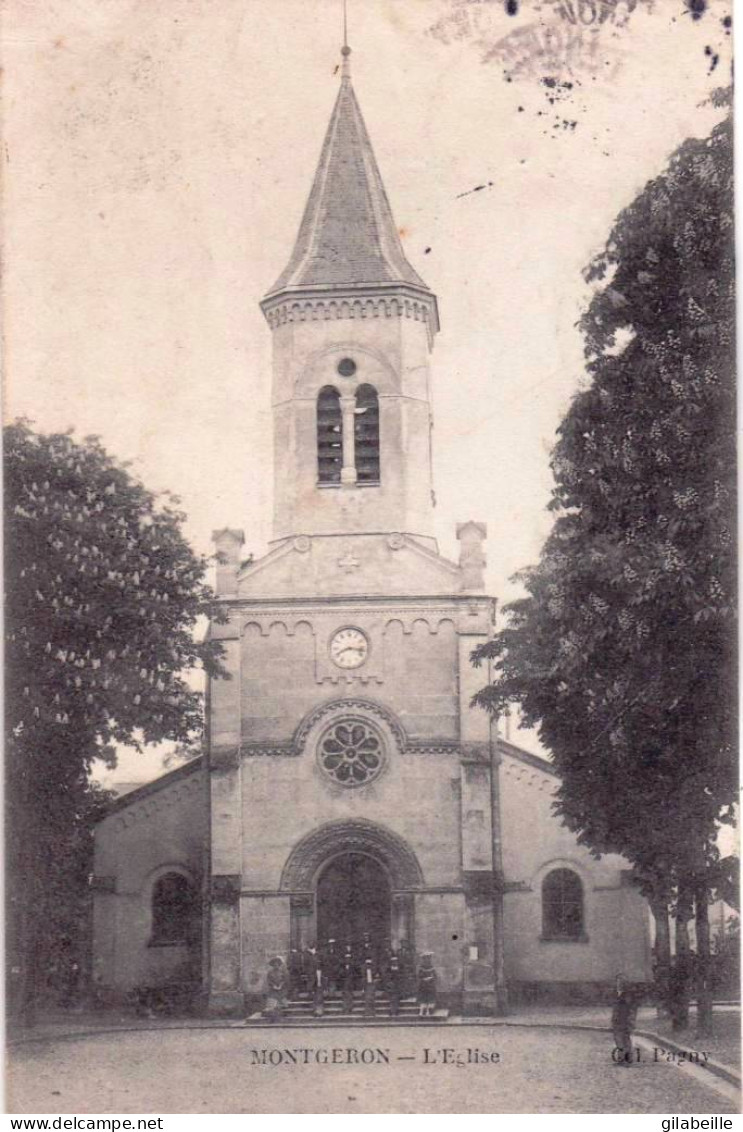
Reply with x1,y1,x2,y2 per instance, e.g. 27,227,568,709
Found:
317,719,385,787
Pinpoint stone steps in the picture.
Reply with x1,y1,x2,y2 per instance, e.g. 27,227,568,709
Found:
288,1002,419,1018
255,991,448,1024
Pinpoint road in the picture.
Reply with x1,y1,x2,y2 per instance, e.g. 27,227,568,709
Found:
7,1023,739,1114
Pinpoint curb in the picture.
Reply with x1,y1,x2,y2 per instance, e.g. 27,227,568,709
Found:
466,1017,740,1089
7,1018,452,1046
634,1027,741,1090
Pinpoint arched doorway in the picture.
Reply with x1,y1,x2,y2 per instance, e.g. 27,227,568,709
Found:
316,853,391,951
282,819,422,954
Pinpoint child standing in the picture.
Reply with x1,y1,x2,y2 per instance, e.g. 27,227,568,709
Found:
417,952,437,1018
263,957,289,1022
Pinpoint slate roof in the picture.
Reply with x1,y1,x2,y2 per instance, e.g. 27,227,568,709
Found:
266,62,432,298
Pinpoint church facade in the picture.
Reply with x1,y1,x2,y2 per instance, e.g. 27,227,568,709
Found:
92,47,651,1014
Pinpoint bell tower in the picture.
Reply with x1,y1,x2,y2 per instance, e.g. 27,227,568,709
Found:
260,45,440,550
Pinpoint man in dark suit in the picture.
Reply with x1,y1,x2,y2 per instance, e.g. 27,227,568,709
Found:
611,972,637,1066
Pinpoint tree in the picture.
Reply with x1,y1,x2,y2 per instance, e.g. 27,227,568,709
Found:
31,782,113,1009
473,111,735,1032
5,421,226,1019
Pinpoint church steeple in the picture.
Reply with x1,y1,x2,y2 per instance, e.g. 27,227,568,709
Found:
263,47,436,310
260,45,439,548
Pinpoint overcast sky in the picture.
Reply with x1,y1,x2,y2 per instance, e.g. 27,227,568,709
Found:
4,0,731,781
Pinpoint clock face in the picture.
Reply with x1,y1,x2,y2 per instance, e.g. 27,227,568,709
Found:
329,627,369,669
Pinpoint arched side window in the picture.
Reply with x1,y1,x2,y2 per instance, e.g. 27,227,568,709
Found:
542,868,584,940
354,384,380,484
150,872,199,947
317,386,342,484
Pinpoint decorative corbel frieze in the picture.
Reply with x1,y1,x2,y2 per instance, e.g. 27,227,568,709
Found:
240,743,296,758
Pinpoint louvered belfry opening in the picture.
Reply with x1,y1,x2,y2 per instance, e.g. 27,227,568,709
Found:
317,386,343,484
354,384,380,484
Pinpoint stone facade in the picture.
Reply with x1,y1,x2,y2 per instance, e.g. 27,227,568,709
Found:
91,45,651,1013
91,761,205,998
498,744,651,1002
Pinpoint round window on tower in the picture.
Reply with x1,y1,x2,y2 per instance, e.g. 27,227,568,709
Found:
337,357,357,378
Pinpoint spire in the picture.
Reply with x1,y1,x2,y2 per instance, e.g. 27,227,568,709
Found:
264,44,432,299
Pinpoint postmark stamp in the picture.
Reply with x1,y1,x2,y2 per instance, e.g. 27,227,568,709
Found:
428,0,654,82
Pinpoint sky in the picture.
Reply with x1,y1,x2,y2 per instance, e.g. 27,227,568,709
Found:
3,0,732,783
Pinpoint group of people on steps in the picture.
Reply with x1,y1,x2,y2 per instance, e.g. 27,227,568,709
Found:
263,936,437,1020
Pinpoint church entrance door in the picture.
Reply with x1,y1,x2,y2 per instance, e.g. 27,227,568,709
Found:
316,853,391,953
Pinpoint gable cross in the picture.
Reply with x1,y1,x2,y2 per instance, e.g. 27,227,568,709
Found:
338,550,360,573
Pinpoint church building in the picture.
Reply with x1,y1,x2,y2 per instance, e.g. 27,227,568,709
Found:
92,44,651,1015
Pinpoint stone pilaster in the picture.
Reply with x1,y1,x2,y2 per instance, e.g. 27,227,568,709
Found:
460,754,497,1013
391,891,415,948
207,874,243,1015
206,609,243,1015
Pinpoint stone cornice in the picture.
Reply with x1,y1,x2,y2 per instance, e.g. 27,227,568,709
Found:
214,595,492,613
238,744,460,758
260,286,440,346
97,757,204,821
498,738,558,778
405,741,461,756
239,744,296,758
500,755,557,795
104,767,205,830
216,736,462,761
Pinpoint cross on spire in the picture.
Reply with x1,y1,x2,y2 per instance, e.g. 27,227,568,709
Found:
341,0,351,79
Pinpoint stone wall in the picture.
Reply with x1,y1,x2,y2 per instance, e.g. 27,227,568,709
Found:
92,762,206,995
239,614,460,748
498,746,651,993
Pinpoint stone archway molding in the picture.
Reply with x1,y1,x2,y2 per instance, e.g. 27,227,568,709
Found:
280,818,424,892
141,861,198,896
293,697,408,755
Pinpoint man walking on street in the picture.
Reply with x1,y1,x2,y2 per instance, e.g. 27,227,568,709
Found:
611,972,637,1067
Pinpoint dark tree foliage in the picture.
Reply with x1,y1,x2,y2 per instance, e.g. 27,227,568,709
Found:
473,114,735,1023
31,783,113,1009
5,421,226,1017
